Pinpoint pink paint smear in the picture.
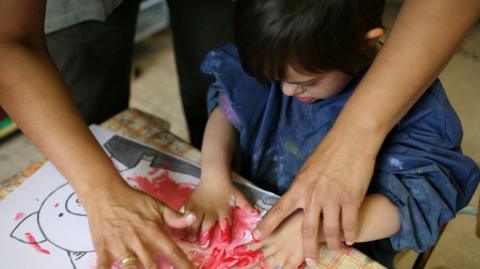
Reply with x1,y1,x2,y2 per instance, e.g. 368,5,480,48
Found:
127,168,266,268
24,232,50,255
14,212,26,221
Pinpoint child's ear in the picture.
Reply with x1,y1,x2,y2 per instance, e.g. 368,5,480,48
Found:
365,27,384,47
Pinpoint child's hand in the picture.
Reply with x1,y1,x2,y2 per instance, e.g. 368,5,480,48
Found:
250,211,307,269
185,179,253,247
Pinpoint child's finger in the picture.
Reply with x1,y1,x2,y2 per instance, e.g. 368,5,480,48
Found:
234,193,254,210
199,214,216,248
219,217,233,244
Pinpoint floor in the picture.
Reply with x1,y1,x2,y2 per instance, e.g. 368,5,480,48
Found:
0,1,478,268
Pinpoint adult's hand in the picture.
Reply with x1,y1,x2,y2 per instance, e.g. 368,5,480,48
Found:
84,184,196,269
254,125,378,265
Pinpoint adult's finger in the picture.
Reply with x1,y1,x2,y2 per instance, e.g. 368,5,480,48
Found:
152,229,193,269
107,238,138,269
322,203,341,251
341,203,359,245
188,212,203,242
261,256,283,269
127,234,158,269
162,204,196,229
302,203,321,266
254,194,297,241
96,248,113,269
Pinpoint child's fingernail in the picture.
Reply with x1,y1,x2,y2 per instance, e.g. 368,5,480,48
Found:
305,258,317,266
252,230,261,241
229,195,237,207
185,212,196,224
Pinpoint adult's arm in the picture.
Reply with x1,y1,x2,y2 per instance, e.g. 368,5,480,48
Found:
254,0,480,265
0,1,193,268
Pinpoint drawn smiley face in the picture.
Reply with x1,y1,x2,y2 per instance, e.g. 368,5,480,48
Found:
37,184,93,253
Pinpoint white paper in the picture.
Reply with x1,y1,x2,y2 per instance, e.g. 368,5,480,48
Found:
0,125,278,269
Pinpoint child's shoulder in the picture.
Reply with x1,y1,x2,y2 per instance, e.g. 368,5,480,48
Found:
202,44,271,100
201,44,243,75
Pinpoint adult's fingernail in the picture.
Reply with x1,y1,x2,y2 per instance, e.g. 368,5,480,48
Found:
305,258,317,266
179,205,187,214
186,212,196,224
346,241,354,246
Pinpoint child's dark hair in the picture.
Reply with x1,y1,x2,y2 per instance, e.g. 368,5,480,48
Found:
234,0,385,81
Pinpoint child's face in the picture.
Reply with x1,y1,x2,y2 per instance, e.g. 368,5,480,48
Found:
281,65,353,104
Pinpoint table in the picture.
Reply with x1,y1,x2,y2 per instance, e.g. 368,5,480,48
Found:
0,108,385,269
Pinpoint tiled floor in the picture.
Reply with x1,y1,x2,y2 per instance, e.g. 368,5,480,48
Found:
0,1,478,268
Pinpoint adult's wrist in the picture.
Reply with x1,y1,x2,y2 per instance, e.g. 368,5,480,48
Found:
329,113,389,158
73,172,132,208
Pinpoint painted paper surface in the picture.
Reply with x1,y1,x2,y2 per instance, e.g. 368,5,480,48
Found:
0,125,279,268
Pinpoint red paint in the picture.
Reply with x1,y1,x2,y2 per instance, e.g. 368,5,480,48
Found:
53,202,59,208
129,169,194,211
24,232,50,254
128,167,266,268
14,212,25,221
220,219,232,244
166,207,266,269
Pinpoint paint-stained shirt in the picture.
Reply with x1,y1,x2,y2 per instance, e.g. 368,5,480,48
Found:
202,44,480,253
45,0,123,34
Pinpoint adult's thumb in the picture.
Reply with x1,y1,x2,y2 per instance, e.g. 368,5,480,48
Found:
162,205,196,229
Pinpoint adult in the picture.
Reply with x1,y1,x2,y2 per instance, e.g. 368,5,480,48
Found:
253,0,480,266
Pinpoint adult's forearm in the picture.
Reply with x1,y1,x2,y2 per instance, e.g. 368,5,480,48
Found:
332,0,480,154
0,44,128,202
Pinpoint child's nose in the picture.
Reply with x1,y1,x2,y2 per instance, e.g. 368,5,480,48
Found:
282,83,296,96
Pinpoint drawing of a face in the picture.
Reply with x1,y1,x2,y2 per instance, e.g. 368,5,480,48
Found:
38,184,92,252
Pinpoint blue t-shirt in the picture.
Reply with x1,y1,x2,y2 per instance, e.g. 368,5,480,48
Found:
202,44,480,253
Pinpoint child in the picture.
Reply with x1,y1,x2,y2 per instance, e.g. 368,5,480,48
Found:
185,0,480,267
